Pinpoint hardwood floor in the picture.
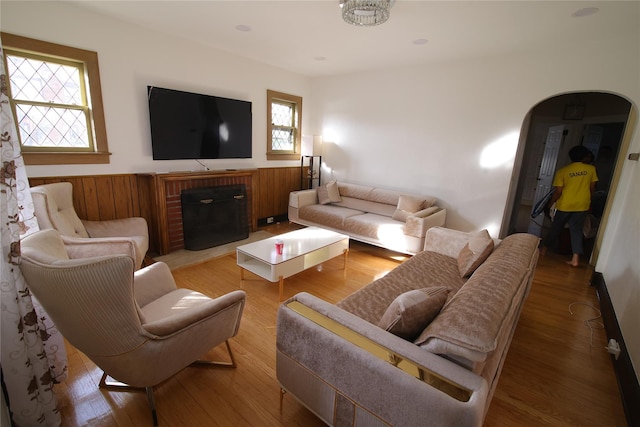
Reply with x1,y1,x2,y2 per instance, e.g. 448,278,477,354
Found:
53,223,627,426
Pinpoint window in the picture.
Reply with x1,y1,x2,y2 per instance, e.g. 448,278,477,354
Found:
267,89,302,160
1,32,110,165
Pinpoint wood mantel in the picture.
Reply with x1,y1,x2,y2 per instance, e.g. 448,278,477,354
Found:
136,170,259,255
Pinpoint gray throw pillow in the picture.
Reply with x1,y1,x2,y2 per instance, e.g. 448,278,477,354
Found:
378,287,450,341
457,229,494,277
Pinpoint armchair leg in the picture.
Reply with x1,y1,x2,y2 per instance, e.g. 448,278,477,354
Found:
146,386,158,426
193,340,237,368
280,388,287,413
97,340,236,426
99,373,158,426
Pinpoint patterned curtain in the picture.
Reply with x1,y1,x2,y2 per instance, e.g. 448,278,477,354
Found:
1,40,67,426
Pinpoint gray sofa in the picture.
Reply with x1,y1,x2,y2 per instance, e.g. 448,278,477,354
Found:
288,181,446,254
276,226,540,426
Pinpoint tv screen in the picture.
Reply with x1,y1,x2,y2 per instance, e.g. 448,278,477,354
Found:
147,86,252,160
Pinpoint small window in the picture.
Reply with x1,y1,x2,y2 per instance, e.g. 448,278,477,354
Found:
267,90,302,160
1,32,110,165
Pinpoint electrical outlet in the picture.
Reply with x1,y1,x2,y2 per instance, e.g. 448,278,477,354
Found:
267,217,274,224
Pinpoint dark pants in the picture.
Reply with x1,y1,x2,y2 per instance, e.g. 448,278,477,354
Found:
544,210,588,255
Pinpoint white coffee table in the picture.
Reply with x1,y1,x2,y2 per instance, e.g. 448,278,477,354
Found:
236,227,349,300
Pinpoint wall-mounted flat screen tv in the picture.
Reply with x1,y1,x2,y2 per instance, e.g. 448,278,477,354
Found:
147,86,252,160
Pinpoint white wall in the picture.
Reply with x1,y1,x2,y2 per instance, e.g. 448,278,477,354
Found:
595,123,640,381
3,0,639,384
311,34,640,378
1,1,311,176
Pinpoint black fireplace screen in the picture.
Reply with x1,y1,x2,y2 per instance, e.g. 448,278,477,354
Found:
181,185,249,250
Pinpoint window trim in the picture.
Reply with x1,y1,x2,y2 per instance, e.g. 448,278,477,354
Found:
1,32,110,165
267,89,302,161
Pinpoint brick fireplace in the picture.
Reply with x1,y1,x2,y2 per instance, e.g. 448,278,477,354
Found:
137,170,258,255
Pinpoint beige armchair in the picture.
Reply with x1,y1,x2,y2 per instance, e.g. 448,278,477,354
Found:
30,182,149,269
19,229,246,426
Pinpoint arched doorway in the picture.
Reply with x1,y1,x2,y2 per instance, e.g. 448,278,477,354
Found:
502,91,633,263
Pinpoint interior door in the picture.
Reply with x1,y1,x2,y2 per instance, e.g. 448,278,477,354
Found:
527,125,564,235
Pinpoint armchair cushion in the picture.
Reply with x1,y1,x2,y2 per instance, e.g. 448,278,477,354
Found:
133,262,179,307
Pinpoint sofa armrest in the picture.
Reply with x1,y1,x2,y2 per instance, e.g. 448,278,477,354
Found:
288,190,318,223
423,226,476,257
404,208,447,238
276,292,488,427
288,189,318,208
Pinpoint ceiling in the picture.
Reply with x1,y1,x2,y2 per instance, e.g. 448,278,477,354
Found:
69,0,638,77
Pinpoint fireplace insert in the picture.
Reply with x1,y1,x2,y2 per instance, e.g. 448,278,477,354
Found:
181,185,249,250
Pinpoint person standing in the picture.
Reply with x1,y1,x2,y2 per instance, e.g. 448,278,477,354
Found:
541,145,599,267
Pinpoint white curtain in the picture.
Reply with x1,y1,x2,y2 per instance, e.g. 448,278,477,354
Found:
1,40,67,426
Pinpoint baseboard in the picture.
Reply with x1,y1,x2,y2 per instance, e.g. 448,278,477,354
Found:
591,271,640,426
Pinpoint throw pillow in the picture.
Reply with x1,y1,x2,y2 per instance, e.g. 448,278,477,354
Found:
378,287,450,341
317,180,341,205
457,229,494,277
392,195,427,222
412,206,439,218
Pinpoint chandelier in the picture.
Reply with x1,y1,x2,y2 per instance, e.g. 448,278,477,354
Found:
340,0,394,27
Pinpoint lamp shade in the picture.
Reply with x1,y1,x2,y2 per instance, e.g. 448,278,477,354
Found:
301,135,323,156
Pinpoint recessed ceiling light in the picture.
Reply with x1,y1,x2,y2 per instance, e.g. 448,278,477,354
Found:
235,24,252,32
412,38,428,45
572,7,599,18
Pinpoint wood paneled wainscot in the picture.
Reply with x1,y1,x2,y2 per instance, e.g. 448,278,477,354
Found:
28,174,144,225
136,170,259,255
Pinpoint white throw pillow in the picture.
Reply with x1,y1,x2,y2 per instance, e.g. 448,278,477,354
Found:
392,195,427,222
317,180,341,205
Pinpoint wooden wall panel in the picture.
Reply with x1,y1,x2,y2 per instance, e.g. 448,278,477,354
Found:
257,167,302,220
83,178,102,220
27,167,302,255
136,174,158,253
28,174,144,222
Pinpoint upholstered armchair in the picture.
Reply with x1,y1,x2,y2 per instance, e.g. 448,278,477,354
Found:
30,182,149,269
19,229,246,426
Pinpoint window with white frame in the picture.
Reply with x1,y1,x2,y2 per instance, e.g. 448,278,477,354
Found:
1,32,110,165
267,89,302,160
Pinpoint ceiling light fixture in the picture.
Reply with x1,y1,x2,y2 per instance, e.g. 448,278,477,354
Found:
340,0,394,27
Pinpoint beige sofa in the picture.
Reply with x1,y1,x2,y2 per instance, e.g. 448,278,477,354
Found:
288,181,446,254
276,226,539,426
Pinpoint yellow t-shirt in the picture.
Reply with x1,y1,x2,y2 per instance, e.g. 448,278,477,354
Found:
553,162,598,212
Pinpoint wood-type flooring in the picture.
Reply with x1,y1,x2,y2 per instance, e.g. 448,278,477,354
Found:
52,223,627,426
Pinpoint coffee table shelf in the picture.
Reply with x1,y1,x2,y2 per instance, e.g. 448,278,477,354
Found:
236,227,349,300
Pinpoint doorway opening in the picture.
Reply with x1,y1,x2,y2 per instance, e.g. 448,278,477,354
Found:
502,92,632,262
